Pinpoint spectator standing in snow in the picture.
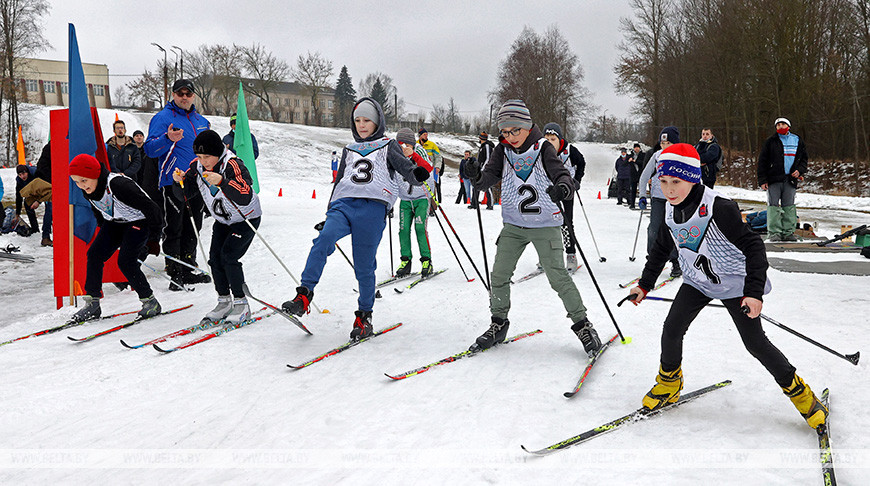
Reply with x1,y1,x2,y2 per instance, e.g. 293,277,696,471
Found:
695,128,722,189
106,120,142,181
628,143,645,209
757,118,807,242
456,150,471,204
615,148,632,205
14,165,40,236
222,113,260,160
330,151,340,183
417,128,444,202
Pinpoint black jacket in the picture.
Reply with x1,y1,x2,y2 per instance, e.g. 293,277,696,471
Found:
757,132,808,186
106,136,142,180
84,168,162,241
222,130,260,159
35,142,52,183
15,166,37,214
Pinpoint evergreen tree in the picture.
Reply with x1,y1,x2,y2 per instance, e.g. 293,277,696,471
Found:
370,78,389,123
334,65,356,128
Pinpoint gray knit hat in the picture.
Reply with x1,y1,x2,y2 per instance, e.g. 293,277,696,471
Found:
497,99,533,131
396,128,416,145
353,99,379,123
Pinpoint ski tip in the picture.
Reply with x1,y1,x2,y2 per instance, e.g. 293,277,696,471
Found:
846,351,859,365
67,336,83,342
287,364,303,370
394,288,403,294
119,339,134,349
152,343,171,353
384,373,403,381
563,391,576,398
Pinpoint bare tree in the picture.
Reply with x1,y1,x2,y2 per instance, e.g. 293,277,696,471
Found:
112,85,130,107
445,97,461,133
239,43,289,122
126,66,165,109
358,72,403,123
292,51,333,126
0,0,50,164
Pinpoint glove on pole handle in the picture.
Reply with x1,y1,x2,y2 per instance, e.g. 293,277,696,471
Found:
556,199,626,342
423,181,489,291
629,208,645,262
644,296,859,365
575,193,605,262
207,178,322,314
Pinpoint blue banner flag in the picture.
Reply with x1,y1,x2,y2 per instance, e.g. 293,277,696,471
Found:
68,24,99,242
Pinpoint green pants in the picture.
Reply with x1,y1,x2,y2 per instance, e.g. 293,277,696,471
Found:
398,198,431,259
490,223,587,321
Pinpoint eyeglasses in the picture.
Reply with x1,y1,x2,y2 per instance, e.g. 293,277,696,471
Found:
174,90,194,98
499,128,523,137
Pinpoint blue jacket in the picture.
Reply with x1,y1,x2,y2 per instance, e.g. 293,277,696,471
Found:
144,101,210,188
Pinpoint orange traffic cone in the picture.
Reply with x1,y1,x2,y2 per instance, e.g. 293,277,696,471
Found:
597,191,601,199
278,188,283,197
312,189,316,199
482,193,488,205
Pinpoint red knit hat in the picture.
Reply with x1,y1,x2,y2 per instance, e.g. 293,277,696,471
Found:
69,154,102,179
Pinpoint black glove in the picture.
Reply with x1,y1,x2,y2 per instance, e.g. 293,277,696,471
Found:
412,166,429,183
146,240,160,256
465,161,480,181
388,208,394,218
546,182,571,203
314,221,325,231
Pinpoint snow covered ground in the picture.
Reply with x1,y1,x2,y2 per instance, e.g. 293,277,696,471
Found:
0,108,868,484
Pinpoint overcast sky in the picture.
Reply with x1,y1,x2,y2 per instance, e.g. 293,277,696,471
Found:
40,0,638,121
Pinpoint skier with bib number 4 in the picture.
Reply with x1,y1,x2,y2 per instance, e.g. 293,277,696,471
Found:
281,98,429,340
173,130,262,326
627,143,826,429
464,100,601,356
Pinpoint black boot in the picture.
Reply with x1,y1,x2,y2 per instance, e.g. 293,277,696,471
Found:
420,256,433,277
282,286,313,316
571,317,602,357
167,263,185,291
71,296,101,323
350,310,373,341
395,257,412,277
182,271,212,284
474,316,509,350
669,260,682,278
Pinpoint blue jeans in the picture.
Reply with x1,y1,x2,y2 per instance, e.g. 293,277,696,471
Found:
300,198,387,311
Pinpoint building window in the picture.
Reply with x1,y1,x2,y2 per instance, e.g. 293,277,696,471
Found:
94,85,105,96
25,79,38,92
303,100,309,108
328,100,333,109
44,82,56,94
294,98,300,107
61,82,69,94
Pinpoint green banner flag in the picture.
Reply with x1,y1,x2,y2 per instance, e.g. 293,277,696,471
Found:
233,82,259,193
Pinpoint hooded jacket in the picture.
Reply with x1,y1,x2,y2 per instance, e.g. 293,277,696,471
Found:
106,135,142,180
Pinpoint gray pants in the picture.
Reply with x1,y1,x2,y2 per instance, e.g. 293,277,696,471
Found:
490,223,586,322
767,182,796,207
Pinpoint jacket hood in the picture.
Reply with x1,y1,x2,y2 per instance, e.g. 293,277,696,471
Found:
107,135,133,148
351,97,386,142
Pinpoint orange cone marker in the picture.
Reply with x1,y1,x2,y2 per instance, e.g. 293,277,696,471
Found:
312,189,316,199
278,188,283,197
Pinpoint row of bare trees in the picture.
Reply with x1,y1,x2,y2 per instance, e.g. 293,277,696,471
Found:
617,0,870,165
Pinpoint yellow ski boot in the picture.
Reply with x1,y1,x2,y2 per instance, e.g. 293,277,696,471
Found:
782,374,828,430
642,365,684,411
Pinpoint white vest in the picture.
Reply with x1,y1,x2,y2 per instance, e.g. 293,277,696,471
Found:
331,138,400,209
194,154,262,225
557,145,576,178
397,144,433,201
666,187,771,299
500,138,563,228
89,173,146,223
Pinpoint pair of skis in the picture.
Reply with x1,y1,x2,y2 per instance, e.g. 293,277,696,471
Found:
394,269,447,293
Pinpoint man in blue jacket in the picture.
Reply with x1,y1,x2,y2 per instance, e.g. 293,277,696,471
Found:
144,79,211,287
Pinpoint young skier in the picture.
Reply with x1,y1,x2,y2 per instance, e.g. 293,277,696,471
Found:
393,127,435,278
628,143,827,429
68,154,162,322
172,130,262,325
282,98,429,340
542,122,585,272
465,100,602,355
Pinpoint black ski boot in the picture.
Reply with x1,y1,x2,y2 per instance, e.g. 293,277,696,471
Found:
669,260,682,278
182,268,212,284
167,263,185,291
71,295,101,323
473,316,509,350
395,257,412,277
138,294,162,319
282,286,313,316
571,317,602,357
420,256,433,278
350,310,373,341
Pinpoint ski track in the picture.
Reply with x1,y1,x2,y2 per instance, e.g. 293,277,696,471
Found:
0,106,867,484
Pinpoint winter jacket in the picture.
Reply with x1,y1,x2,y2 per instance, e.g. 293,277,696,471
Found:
553,139,586,185
629,150,645,181
419,139,443,181
222,130,260,159
136,144,163,209
144,100,210,188
15,166,37,214
696,137,722,170
83,168,162,240
106,136,142,180
35,142,52,183
615,155,632,180
458,156,473,180
20,177,53,207
757,131,807,186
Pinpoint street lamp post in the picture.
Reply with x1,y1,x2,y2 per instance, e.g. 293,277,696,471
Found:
171,46,184,79
151,43,168,103
169,49,179,81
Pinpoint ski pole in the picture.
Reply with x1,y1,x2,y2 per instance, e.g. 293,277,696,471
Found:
335,242,354,269
423,182,489,290
556,199,626,343
201,176,323,314
475,202,492,292
629,208,645,262
428,194,474,284
640,296,859,366
160,252,210,276
138,259,192,292
388,208,394,276
575,193,606,262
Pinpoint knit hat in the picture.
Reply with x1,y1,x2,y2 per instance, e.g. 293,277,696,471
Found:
230,113,237,125
659,126,680,144
543,122,563,139
69,154,102,180
497,100,533,131
774,117,791,127
353,100,379,124
132,130,144,137
16,164,30,175
192,130,224,157
396,127,416,146
657,143,701,184
418,128,428,136
479,131,488,140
